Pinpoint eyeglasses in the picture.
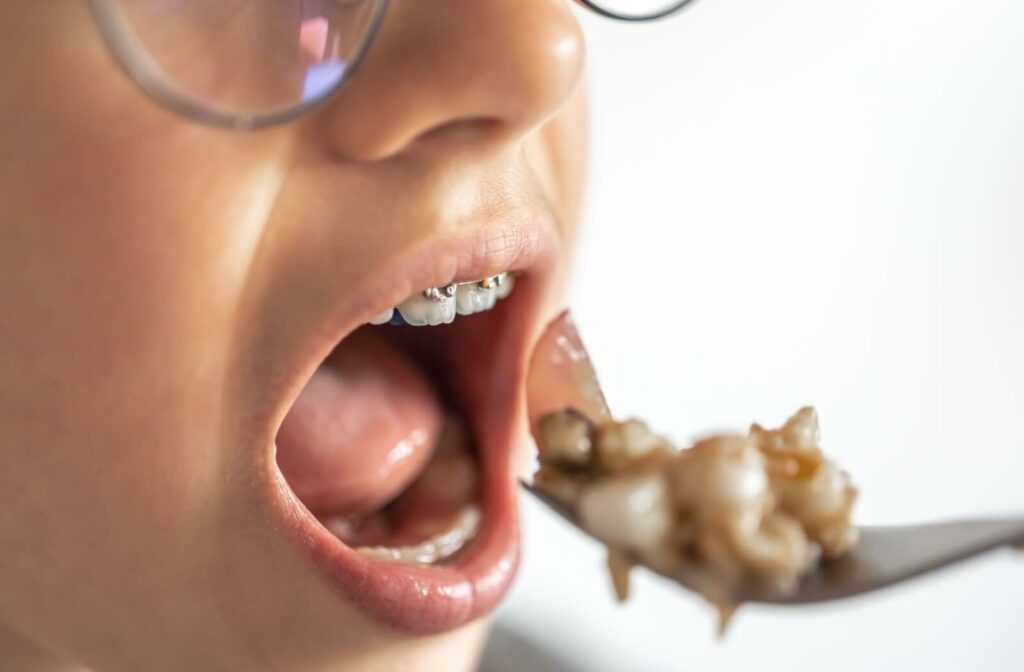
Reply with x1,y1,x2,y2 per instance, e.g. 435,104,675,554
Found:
87,0,696,130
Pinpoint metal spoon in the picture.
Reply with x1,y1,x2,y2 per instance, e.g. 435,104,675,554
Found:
524,483,1024,605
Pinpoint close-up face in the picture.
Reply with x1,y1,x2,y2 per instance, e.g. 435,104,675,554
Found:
0,1,597,669
5,2,1024,671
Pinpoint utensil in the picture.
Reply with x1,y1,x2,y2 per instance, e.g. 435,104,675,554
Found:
524,483,1024,605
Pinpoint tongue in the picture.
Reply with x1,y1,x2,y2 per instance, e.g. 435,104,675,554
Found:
276,329,443,515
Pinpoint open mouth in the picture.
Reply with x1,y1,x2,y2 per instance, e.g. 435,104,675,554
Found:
260,224,556,635
276,274,517,566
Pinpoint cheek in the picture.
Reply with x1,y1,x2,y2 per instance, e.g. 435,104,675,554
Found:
0,2,295,649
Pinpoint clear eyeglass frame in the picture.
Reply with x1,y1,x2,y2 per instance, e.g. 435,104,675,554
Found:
87,0,700,130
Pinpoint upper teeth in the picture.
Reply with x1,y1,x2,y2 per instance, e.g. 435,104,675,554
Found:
368,272,515,326
422,284,457,302
455,281,498,316
493,273,514,300
368,307,395,325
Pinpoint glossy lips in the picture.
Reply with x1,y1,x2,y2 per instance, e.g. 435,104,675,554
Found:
262,219,558,634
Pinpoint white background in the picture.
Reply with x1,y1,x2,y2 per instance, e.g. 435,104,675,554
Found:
495,1,1024,670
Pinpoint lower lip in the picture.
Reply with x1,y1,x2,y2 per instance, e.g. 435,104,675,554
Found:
275,434,520,634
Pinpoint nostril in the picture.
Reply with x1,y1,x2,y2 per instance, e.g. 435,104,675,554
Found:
321,115,505,163
413,117,504,149
346,118,505,162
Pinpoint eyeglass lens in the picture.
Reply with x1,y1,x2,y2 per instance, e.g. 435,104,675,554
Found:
101,0,384,118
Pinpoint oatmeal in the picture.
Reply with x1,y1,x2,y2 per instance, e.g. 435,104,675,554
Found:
533,406,858,621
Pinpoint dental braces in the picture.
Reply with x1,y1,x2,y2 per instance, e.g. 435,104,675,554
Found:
368,272,515,327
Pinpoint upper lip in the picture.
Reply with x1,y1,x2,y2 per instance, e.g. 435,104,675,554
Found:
250,208,561,633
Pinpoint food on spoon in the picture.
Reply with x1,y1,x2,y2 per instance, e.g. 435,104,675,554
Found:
532,406,858,620
525,311,859,629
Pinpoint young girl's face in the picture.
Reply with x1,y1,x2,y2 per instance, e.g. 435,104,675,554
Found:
0,2,586,669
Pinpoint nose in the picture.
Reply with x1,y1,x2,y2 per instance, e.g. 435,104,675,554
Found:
313,0,586,161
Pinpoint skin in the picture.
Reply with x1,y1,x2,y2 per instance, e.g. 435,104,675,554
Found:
0,1,587,670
